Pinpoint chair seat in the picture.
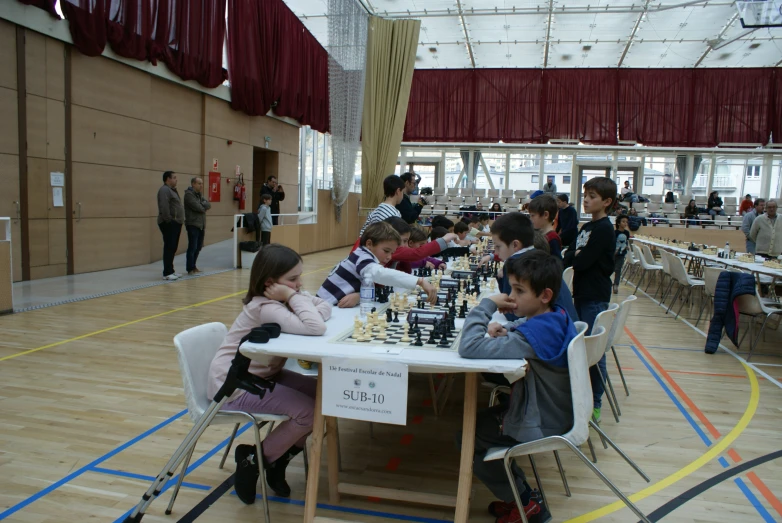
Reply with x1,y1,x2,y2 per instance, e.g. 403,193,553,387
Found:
644,264,663,270
686,278,705,286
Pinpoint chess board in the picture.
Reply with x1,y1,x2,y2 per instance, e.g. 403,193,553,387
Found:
330,307,464,351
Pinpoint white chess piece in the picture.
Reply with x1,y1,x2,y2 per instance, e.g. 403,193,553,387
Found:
400,323,411,342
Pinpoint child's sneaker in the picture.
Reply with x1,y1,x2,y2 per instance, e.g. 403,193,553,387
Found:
234,444,260,504
488,490,543,518
593,407,601,424
495,498,552,523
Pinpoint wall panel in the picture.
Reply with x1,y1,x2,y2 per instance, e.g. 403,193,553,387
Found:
150,125,202,176
24,30,46,98
73,217,151,273
149,77,202,133
27,219,48,267
0,20,16,91
45,98,65,160
249,116,299,155
72,106,151,169
25,94,47,159
71,52,151,121
0,88,18,155
205,96,250,145
71,164,160,219
45,38,65,101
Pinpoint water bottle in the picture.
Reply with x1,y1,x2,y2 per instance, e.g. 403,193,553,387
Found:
359,275,375,319
724,241,730,259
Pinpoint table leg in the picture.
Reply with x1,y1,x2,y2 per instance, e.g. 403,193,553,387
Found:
325,416,341,504
454,372,478,523
304,374,324,523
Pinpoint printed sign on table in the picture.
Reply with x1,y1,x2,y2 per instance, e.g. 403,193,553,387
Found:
321,358,408,425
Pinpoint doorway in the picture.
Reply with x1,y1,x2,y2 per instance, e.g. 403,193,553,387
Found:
575,166,638,216
253,148,279,213
407,162,439,192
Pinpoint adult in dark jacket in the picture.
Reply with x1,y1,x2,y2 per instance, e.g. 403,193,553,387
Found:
183,177,212,274
396,172,426,224
708,191,726,217
555,194,578,247
705,271,756,354
260,175,285,225
157,171,184,280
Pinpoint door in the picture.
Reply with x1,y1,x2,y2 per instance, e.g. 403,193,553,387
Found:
576,166,611,217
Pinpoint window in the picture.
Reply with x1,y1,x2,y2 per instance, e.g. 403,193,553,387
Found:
563,175,571,184
531,175,539,184
746,165,761,178
644,177,654,186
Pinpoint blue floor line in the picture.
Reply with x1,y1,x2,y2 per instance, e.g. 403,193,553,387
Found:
0,409,187,521
90,467,211,491
630,345,775,522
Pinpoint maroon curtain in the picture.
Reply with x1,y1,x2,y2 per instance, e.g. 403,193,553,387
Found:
473,69,543,143
61,0,226,88
689,69,773,147
403,70,475,142
227,0,329,132
618,69,692,146
18,0,59,17
542,69,618,145
772,70,782,145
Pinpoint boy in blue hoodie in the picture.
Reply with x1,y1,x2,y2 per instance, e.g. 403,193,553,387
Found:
459,250,577,523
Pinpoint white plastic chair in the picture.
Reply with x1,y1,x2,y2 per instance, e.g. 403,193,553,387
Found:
621,243,641,284
666,252,705,318
483,323,651,523
695,267,724,328
590,304,621,422
632,245,663,296
737,284,782,360
563,266,574,295
606,295,637,397
170,323,290,522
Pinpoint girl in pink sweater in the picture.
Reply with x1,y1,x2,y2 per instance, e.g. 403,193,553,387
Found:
208,244,331,502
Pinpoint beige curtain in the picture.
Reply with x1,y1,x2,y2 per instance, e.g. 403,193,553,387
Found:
360,16,421,209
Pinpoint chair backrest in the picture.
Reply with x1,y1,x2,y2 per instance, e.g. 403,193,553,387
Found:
662,203,675,213
447,187,460,196
432,187,445,196
658,249,671,275
641,244,658,266
587,311,614,366
502,189,514,198
668,253,690,284
633,245,650,270
607,295,637,349
737,283,764,315
563,266,574,294
174,322,229,423
564,322,590,446
487,189,500,198
474,188,487,198
461,188,474,198
703,267,724,298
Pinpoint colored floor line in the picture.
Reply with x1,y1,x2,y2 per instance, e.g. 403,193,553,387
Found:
561,336,760,522
0,266,330,362
628,344,774,523
626,284,782,516
643,450,782,522
0,409,187,521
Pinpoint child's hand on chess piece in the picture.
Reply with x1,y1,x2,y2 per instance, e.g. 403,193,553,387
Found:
264,283,296,304
425,261,436,269
338,292,360,308
420,279,438,305
478,254,492,267
442,233,459,244
488,293,516,314
487,322,507,338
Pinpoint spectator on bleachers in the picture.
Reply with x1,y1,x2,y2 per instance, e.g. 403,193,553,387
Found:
555,194,579,247
665,191,675,204
683,199,700,226
489,202,503,220
741,199,765,254
739,194,754,216
708,191,726,217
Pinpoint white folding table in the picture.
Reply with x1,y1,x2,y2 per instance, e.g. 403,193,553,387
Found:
241,304,526,523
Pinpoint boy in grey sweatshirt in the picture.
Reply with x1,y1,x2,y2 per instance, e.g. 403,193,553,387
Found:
459,250,577,523
258,194,273,246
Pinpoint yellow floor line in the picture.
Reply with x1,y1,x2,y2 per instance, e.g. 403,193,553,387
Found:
0,266,330,363
563,359,760,522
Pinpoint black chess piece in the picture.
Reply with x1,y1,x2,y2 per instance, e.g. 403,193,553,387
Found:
483,270,488,283
459,300,467,319
371,307,377,314
386,308,393,323
413,314,420,333
440,329,449,345
413,329,423,346
393,310,399,323
474,281,481,295
427,324,438,344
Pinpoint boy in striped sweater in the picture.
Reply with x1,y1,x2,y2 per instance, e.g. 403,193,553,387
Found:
318,222,438,308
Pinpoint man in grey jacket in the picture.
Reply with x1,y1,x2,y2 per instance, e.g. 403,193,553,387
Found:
458,250,577,522
184,177,212,275
741,198,764,254
542,176,557,195
157,171,185,280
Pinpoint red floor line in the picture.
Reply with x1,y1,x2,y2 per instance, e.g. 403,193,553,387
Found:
626,326,782,519
385,457,401,472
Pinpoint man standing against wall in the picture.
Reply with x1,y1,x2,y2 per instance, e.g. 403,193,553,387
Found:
396,171,427,224
184,176,212,275
543,176,557,195
260,175,285,225
741,198,765,254
157,171,185,280
556,193,579,248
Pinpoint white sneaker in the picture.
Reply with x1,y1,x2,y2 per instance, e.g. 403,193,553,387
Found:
173,272,183,278
164,274,179,281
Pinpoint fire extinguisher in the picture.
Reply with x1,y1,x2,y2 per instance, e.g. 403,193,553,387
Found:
233,174,242,202
239,175,246,210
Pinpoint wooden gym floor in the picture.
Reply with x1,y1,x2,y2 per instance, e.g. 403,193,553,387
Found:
1,247,781,523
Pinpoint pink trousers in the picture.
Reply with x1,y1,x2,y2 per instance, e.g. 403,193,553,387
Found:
223,369,316,463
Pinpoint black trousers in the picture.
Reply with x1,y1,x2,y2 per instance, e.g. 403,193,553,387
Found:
158,221,182,276
261,230,271,246
560,229,577,248
459,406,530,503
186,225,205,272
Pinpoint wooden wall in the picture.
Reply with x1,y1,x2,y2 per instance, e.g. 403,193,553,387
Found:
0,20,343,280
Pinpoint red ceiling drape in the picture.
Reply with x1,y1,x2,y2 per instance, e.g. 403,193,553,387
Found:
19,0,59,17
404,68,781,146
60,0,226,88
227,0,329,132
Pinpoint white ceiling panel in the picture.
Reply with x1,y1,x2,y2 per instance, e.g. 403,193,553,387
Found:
281,0,780,68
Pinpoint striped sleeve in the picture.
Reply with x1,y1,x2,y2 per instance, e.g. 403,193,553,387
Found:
359,204,402,236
